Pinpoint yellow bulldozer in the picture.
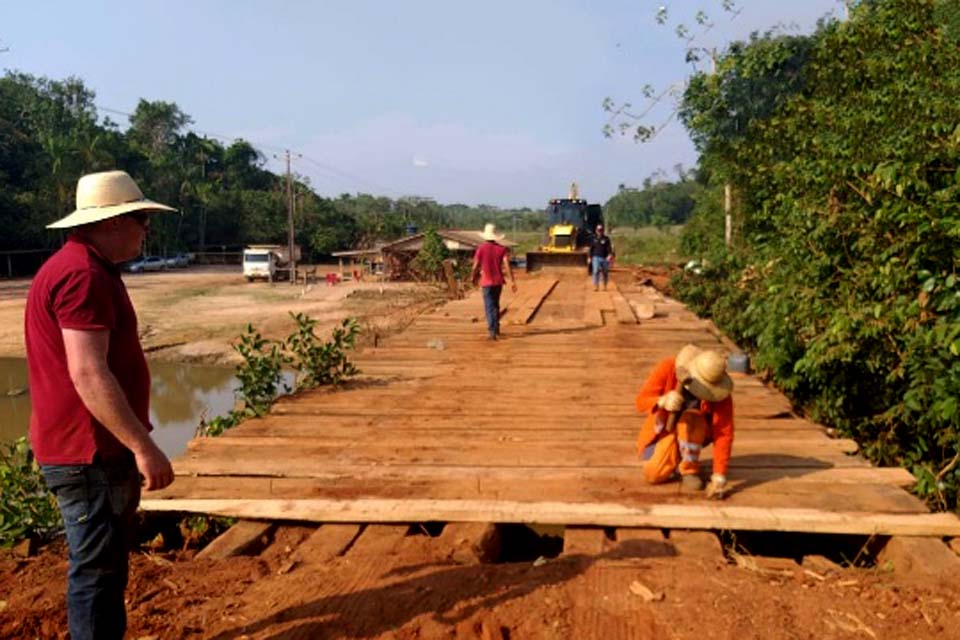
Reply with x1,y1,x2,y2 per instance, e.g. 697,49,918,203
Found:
526,182,604,272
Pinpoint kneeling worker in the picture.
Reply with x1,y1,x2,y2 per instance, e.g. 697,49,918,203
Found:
635,345,734,498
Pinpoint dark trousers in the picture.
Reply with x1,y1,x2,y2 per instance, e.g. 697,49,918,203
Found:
42,456,141,640
482,285,503,338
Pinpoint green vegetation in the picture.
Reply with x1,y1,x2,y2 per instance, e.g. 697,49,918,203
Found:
512,226,685,266
0,71,549,264
603,171,700,229
286,315,361,390
199,316,361,436
609,226,684,265
673,0,960,510
411,228,451,281
0,438,61,546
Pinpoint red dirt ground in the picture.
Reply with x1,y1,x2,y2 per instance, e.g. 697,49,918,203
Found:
3,527,959,640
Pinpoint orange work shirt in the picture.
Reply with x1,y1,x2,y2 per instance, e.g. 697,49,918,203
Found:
635,356,735,475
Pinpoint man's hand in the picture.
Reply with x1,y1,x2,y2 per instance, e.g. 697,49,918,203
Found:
705,474,728,500
134,441,174,491
657,390,684,412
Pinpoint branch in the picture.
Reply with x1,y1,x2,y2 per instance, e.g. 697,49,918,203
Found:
936,450,960,482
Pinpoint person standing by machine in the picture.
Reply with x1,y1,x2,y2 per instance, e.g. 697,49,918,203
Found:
589,224,615,291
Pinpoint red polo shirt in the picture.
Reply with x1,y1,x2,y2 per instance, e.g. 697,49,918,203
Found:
24,237,151,464
473,241,509,287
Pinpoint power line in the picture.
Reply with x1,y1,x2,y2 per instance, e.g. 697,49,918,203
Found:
96,102,396,196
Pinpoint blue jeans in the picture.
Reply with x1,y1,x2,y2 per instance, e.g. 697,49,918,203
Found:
481,285,503,338
592,256,610,287
42,456,141,640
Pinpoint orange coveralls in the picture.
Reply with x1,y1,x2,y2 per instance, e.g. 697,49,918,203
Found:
635,356,734,484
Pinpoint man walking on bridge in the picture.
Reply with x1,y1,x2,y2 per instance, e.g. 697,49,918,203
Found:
25,170,176,640
471,223,517,340
635,345,734,497
589,224,614,291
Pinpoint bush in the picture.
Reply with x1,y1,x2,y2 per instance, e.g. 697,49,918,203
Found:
198,314,361,437
0,437,61,546
674,0,960,510
410,228,450,281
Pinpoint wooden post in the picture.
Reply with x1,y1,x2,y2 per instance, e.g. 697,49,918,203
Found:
724,183,732,246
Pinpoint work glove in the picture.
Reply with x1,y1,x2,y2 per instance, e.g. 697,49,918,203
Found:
705,474,728,500
657,390,684,413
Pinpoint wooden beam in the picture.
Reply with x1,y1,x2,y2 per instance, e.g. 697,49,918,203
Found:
562,527,609,555
140,498,960,536
194,520,275,560
877,536,960,579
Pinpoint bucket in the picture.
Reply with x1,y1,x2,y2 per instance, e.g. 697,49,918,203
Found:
727,352,750,374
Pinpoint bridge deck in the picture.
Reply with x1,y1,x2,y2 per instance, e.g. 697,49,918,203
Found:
142,272,960,536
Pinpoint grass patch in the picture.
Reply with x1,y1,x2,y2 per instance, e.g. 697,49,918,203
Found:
505,226,687,266
610,226,685,265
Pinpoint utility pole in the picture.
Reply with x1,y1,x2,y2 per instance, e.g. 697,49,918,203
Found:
285,149,296,283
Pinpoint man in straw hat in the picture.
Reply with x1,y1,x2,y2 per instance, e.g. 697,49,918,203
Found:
24,170,176,639
634,344,734,498
471,223,517,340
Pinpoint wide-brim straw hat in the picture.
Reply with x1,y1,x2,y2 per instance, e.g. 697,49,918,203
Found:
674,344,701,379
480,223,504,242
685,350,734,402
47,170,176,229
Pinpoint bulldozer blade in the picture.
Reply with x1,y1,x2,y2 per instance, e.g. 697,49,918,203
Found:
525,251,589,273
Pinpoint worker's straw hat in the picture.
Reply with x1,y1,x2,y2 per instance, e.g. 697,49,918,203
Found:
480,223,504,242
685,350,733,402
674,344,701,379
47,170,176,229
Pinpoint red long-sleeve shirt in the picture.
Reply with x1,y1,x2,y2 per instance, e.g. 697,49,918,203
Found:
635,356,735,476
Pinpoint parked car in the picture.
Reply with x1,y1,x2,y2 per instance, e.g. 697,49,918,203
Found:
165,253,190,268
125,256,166,273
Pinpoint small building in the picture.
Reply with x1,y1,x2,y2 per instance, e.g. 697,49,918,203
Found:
379,229,515,280
330,246,385,281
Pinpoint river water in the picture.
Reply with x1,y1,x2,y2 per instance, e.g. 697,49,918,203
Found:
0,357,239,458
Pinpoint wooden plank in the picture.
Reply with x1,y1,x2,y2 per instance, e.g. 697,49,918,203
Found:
194,520,275,560
562,527,609,555
291,524,362,565
345,524,408,557
506,278,558,325
611,294,637,324
173,442,866,474
877,536,960,579
231,414,830,435
139,498,960,536
155,472,926,513
438,522,501,564
190,434,860,455
669,530,723,560
156,466,918,504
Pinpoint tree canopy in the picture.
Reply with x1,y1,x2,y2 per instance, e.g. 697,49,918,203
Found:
0,72,546,263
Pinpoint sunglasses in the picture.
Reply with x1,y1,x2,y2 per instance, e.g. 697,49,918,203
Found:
126,212,150,228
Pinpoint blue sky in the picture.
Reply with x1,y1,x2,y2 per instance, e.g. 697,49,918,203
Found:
2,1,842,207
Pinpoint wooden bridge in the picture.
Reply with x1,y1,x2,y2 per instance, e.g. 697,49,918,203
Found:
142,271,960,538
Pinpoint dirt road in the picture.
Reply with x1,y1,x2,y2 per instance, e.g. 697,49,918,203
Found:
0,266,442,364
3,529,959,639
